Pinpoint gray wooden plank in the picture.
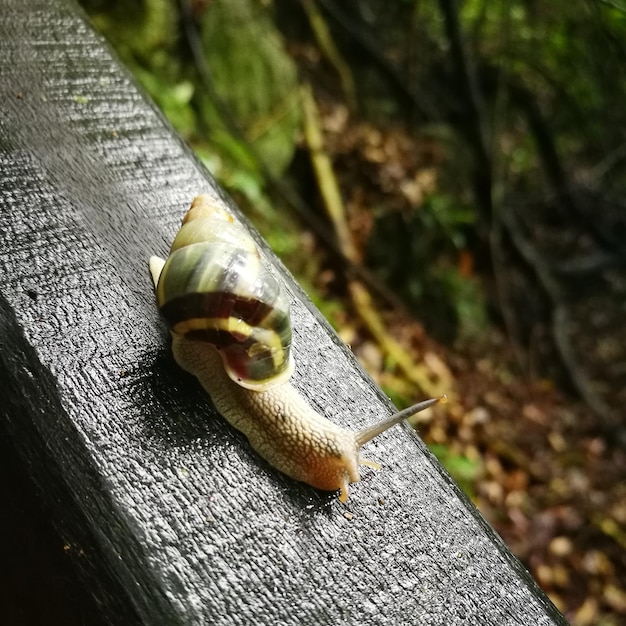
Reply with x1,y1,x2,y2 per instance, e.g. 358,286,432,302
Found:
0,0,567,624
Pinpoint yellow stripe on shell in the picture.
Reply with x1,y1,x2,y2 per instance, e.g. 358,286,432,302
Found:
174,316,288,370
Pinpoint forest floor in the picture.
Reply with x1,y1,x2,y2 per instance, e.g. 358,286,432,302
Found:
334,255,626,626
332,292,626,626
422,330,625,625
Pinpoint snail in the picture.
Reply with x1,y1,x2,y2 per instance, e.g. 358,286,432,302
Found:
150,195,444,502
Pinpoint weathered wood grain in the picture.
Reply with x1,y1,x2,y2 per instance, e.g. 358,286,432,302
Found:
0,0,567,624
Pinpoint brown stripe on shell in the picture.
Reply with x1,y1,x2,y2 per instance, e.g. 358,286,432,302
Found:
160,291,276,331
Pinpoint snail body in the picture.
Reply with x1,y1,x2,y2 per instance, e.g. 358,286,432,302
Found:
151,195,442,502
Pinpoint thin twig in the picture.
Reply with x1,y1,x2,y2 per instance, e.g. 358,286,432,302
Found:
301,84,452,398
598,0,626,15
315,0,435,119
300,0,357,111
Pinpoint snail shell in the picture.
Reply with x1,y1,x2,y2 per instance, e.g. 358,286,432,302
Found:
154,196,293,390
151,195,443,501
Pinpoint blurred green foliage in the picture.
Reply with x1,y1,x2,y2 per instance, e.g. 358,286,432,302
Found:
81,0,301,183
367,191,487,343
197,0,301,178
428,444,483,499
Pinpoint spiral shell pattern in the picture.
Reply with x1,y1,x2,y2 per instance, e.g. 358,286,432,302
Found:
155,196,293,390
